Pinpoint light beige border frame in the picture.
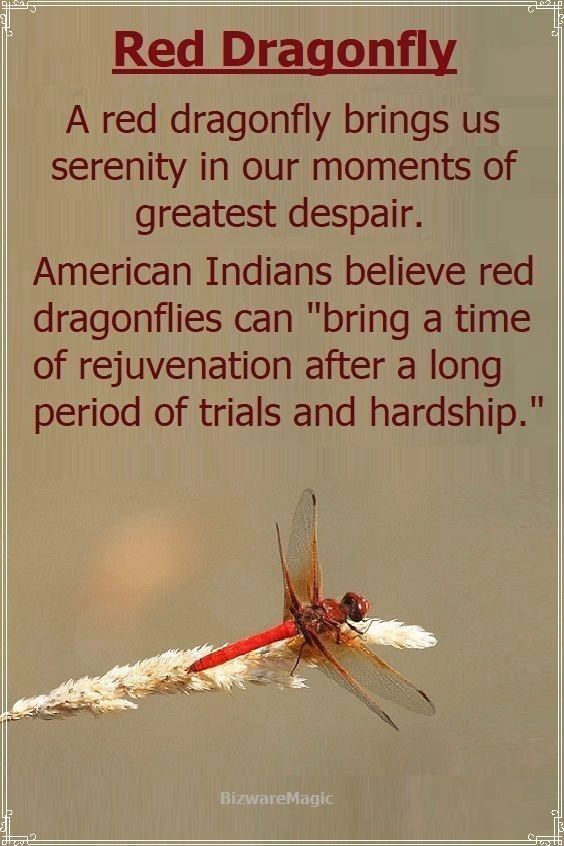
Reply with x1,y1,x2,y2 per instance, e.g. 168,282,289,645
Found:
0,1,561,843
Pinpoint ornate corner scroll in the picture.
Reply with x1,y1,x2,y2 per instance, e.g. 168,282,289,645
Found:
528,1,564,36
1,2,36,38
528,810,564,845
0,810,36,845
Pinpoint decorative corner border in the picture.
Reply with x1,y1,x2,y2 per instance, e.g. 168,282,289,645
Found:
528,810,564,845
0,1,36,38
0,810,36,845
529,0,564,36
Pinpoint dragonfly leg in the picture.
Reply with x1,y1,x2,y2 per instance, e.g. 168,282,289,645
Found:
290,640,307,676
328,618,343,642
318,616,343,642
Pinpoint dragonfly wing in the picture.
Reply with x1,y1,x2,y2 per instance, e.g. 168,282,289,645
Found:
276,523,300,620
283,490,322,619
318,629,435,715
305,631,399,730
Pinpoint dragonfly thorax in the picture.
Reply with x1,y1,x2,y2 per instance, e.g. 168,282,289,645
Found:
297,593,370,629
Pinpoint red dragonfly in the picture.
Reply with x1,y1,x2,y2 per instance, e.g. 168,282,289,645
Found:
188,490,435,730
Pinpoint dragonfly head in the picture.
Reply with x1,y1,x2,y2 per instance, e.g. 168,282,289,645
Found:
341,592,370,623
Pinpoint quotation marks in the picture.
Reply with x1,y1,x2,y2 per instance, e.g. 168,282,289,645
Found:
520,395,544,426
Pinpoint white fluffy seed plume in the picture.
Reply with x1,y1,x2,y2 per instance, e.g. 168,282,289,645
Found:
1,618,436,723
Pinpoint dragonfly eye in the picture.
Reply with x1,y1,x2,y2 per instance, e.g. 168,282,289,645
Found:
342,592,370,622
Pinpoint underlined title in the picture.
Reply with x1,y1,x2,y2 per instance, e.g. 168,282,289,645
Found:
113,30,458,77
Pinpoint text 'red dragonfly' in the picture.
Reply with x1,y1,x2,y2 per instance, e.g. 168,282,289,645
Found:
188,490,435,730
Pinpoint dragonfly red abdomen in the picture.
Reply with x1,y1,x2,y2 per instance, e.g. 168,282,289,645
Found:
189,619,298,673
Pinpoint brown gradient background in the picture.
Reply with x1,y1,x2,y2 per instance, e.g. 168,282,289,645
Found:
6,4,557,842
